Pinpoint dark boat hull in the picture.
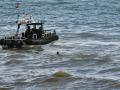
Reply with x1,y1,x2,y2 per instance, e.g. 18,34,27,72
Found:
0,35,59,49
24,35,59,45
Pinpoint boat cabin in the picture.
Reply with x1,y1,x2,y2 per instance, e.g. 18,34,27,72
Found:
21,22,44,39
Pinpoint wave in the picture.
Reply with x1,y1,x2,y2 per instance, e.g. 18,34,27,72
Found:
4,59,23,65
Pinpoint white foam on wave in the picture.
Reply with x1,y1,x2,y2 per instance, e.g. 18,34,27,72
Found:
69,69,120,82
83,40,120,45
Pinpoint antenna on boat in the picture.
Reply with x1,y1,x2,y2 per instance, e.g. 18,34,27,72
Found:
16,2,21,36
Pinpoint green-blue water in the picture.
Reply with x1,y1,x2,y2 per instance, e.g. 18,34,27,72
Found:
0,0,120,90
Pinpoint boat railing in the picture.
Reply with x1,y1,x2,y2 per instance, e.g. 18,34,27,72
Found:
44,29,56,34
1,34,26,41
3,37,26,41
41,30,57,39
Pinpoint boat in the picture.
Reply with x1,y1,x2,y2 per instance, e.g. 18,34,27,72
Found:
0,5,59,49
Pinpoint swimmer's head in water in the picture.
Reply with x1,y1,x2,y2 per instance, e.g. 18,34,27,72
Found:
57,52,59,55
